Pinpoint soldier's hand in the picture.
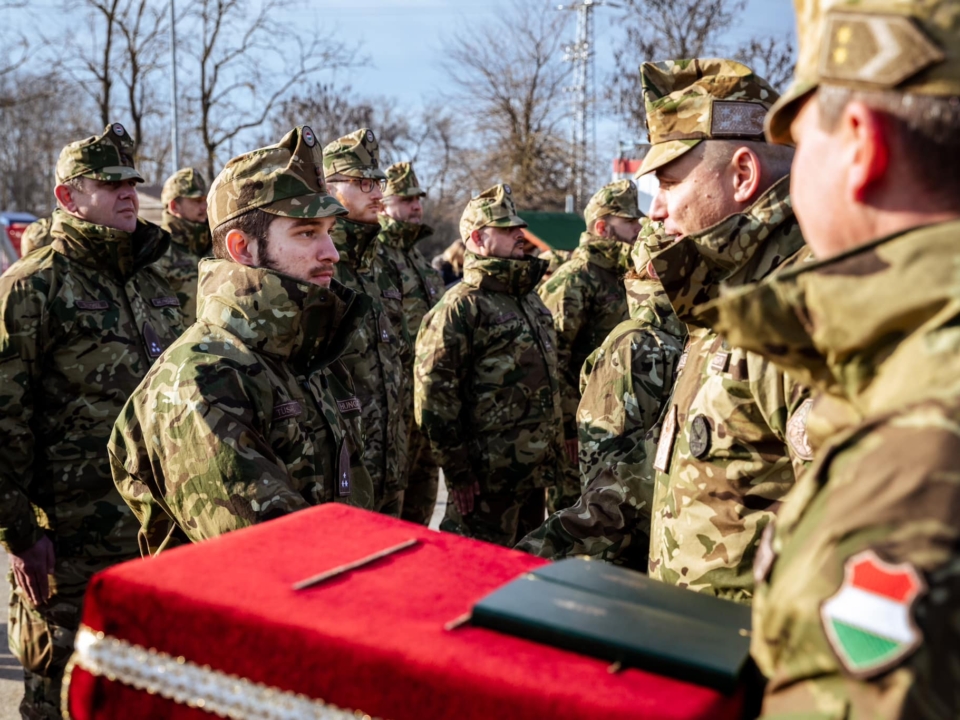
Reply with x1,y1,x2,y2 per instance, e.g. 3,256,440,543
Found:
565,439,578,464
10,535,56,607
451,482,481,516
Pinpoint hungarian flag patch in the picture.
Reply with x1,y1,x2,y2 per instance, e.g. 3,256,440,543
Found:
821,550,926,677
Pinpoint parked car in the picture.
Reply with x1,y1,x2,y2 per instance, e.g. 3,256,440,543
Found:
1,211,37,274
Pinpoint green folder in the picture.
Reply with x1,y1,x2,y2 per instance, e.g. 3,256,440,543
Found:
471,558,751,693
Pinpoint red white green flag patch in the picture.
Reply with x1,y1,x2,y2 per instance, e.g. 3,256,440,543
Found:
821,550,926,677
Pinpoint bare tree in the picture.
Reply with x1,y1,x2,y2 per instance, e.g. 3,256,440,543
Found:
115,0,168,157
442,0,572,212
611,0,794,137
68,0,123,126
190,0,361,179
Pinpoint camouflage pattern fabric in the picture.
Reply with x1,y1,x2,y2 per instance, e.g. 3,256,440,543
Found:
383,161,426,198
378,214,446,525
110,259,374,555
0,209,182,716
18,217,53,257
647,176,813,604
160,167,206,207
637,59,779,178
538,234,633,511
322,128,388,180
516,224,686,563
55,122,143,184
702,219,960,719
332,216,411,513
537,248,571,285
582,179,642,230
459,184,527,241
207,126,345,229
415,251,565,546
156,212,211,323
766,0,960,144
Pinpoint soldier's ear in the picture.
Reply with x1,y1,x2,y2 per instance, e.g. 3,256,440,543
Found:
594,218,608,237
730,145,762,204
54,184,79,213
225,228,258,268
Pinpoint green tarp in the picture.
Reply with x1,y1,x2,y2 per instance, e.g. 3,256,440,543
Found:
520,211,584,252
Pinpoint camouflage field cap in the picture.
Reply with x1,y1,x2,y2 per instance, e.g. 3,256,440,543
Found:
322,127,387,180
766,0,958,145
583,179,642,229
636,59,779,177
459,184,527,241
161,168,208,207
207,125,346,230
56,122,144,185
383,161,426,198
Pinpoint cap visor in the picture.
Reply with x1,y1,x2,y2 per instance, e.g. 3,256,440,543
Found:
88,166,145,183
764,80,816,146
635,140,701,178
262,192,348,219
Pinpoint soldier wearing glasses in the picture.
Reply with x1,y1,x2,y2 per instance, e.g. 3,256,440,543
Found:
323,128,411,516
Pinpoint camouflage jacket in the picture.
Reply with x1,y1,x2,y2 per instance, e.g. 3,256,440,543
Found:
19,216,53,256
377,215,445,360
647,176,813,604
538,233,632,437
0,209,182,565
332,217,410,495
109,259,374,556
515,273,685,562
415,252,565,494
537,248,572,286
155,211,212,323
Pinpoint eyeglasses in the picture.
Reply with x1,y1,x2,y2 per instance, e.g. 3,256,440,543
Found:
327,177,386,194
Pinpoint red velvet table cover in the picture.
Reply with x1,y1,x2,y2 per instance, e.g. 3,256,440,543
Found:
66,505,744,719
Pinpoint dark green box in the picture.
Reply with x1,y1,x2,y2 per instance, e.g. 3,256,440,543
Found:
471,558,751,693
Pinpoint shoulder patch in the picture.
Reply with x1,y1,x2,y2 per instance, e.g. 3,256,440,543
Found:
787,398,815,461
821,549,926,678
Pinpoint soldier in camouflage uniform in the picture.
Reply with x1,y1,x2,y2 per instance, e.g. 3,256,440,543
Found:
537,248,571,284
696,2,960,715
155,167,212,323
378,162,446,525
415,185,565,547
517,221,685,565
639,59,813,604
110,126,374,555
0,123,183,719
18,217,53,257
538,180,644,512
323,129,410,517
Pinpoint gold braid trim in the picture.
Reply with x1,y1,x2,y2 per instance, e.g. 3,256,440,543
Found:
62,625,378,720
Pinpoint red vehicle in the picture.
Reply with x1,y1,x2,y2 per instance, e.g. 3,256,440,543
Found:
1,211,37,273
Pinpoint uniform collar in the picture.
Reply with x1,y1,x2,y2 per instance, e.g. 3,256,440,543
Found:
50,209,169,280
462,251,547,296
577,232,633,272
625,276,686,338
162,211,212,256
332,216,381,270
377,215,435,252
700,219,960,415
196,258,371,373
651,175,803,325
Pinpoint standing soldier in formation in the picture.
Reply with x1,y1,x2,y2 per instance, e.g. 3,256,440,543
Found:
0,123,183,718
155,167,212,323
416,184,565,547
641,59,812,603
18,217,53,257
378,161,446,525
110,126,374,556
323,128,410,516
517,221,685,564
538,179,644,511
703,1,960,714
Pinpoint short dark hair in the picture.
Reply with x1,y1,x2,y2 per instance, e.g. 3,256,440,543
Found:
818,86,960,206
211,208,278,260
